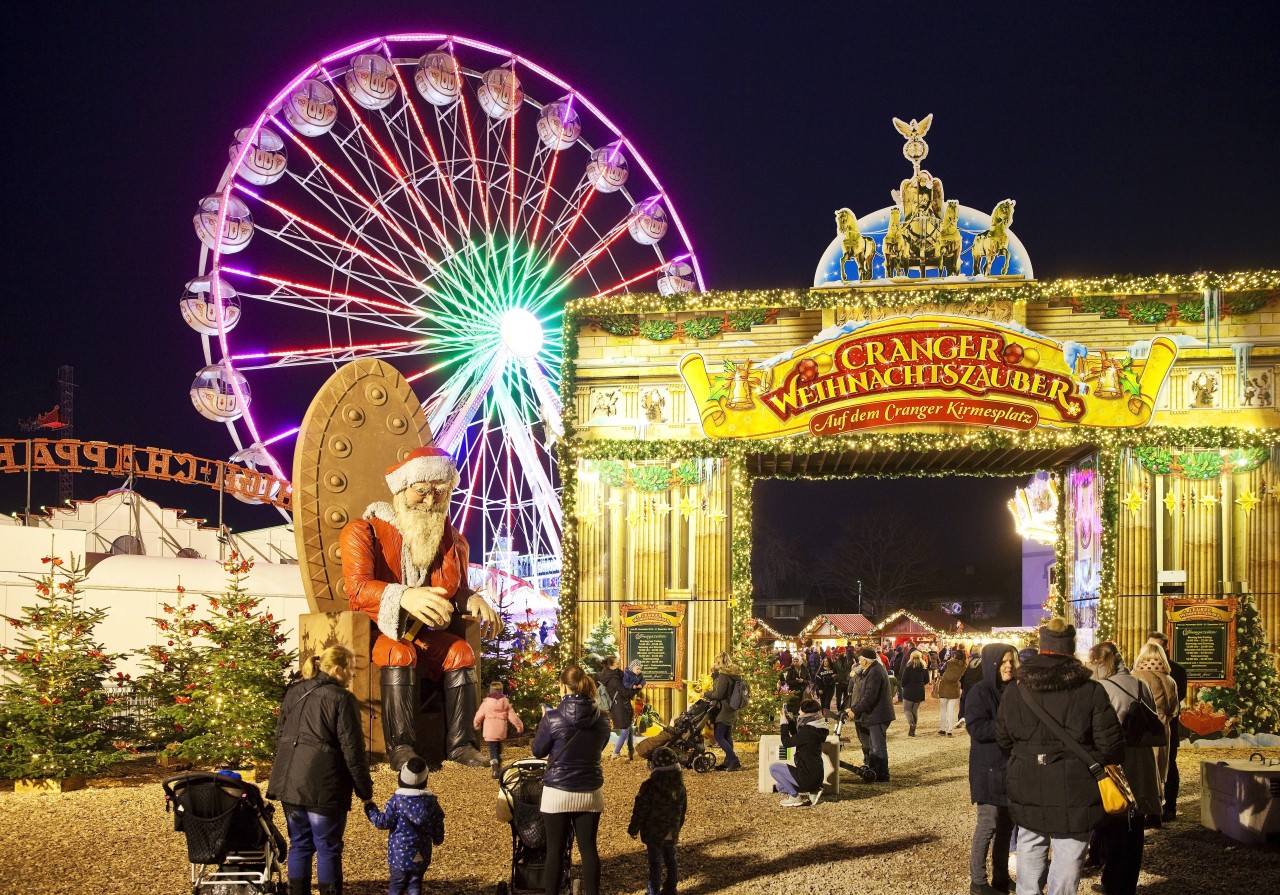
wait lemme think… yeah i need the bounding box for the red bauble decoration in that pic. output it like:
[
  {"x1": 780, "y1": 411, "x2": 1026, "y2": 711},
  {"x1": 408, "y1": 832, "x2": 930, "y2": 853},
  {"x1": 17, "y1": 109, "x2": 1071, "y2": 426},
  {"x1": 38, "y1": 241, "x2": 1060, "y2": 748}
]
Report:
[
  {"x1": 797, "y1": 358, "x2": 818, "y2": 382},
  {"x1": 1002, "y1": 343, "x2": 1024, "y2": 365}
]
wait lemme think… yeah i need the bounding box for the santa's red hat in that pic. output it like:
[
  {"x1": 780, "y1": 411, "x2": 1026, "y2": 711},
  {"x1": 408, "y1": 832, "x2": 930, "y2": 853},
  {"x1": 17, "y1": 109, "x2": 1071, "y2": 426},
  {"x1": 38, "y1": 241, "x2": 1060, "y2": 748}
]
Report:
[{"x1": 385, "y1": 445, "x2": 458, "y2": 494}]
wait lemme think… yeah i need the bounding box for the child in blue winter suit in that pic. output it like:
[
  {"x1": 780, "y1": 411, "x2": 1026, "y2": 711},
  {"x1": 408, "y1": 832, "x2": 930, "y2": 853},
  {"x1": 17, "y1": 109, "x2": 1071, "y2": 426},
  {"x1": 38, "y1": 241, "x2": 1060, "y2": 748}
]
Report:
[{"x1": 364, "y1": 757, "x2": 445, "y2": 895}]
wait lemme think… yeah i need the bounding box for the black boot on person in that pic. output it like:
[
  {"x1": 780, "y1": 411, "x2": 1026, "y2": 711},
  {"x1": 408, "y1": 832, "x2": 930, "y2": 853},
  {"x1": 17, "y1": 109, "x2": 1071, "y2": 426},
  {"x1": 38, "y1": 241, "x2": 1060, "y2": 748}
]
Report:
[{"x1": 443, "y1": 667, "x2": 488, "y2": 767}]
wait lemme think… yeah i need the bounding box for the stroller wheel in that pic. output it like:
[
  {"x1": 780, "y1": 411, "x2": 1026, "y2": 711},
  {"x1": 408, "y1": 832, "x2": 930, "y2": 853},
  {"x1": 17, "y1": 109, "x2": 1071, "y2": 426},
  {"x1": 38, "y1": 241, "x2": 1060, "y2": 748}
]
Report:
[
  {"x1": 691, "y1": 752, "x2": 716, "y2": 774},
  {"x1": 496, "y1": 881, "x2": 509, "y2": 895}
]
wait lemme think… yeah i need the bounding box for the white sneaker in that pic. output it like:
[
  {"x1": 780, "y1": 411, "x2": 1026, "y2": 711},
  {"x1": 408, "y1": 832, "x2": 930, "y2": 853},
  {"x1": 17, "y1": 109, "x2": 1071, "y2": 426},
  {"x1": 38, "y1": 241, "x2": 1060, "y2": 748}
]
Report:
[
  {"x1": 808, "y1": 790, "x2": 823, "y2": 807},
  {"x1": 780, "y1": 795, "x2": 808, "y2": 808},
  {"x1": 607, "y1": 752, "x2": 621, "y2": 760}
]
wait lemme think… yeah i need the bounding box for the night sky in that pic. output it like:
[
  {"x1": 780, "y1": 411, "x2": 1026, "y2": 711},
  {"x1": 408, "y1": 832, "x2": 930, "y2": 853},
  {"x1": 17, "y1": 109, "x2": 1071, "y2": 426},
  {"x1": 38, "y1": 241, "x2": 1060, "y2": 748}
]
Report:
[{"x1": 1, "y1": 1, "x2": 1275, "y2": 532}]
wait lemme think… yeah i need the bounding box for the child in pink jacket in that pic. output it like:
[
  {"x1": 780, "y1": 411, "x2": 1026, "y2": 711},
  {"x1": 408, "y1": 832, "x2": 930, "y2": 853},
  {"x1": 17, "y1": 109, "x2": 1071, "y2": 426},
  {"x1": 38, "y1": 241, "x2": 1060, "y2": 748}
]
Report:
[{"x1": 474, "y1": 681, "x2": 525, "y2": 778}]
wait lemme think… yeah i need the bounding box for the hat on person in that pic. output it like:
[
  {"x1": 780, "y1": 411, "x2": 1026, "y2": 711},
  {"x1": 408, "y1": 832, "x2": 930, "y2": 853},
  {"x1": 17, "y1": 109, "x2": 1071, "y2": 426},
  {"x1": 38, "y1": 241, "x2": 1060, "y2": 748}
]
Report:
[
  {"x1": 857, "y1": 647, "x2": 878, "y2": 661},
  {"x1": 648, "y1": 747, "x2": 680, "y2": 770},
  {"x1": 385, "y1": 445, "x2": 458, "y2": 494},
  {"x1": 399, "y1": 755, "x2": 429, "y2": 788},
  {"x1": 1038, "y1": 618, "x2": 1077, "y2": 656}
]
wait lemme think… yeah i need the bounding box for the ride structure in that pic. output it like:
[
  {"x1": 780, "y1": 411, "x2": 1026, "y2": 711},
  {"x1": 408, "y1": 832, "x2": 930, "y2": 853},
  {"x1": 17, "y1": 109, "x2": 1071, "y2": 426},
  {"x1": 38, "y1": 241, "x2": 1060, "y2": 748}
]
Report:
[{"x1": 182, "y1": 34, "x2": 705, "y2": 598}]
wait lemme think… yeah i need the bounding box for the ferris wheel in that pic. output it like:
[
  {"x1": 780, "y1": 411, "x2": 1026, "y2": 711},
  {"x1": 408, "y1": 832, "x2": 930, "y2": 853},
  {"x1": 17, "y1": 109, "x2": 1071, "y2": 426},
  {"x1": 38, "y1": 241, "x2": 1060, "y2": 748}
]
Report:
[{"x1": 183, "y1": 34, "x2": 705, "y2": 580}]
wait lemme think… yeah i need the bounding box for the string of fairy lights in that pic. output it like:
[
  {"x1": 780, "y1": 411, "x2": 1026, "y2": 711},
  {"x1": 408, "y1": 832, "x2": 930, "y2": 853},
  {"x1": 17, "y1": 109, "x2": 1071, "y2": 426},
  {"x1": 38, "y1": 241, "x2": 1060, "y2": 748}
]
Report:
[{"x1": 555, "y1": 269, "x2": 1280, "y2": 652}]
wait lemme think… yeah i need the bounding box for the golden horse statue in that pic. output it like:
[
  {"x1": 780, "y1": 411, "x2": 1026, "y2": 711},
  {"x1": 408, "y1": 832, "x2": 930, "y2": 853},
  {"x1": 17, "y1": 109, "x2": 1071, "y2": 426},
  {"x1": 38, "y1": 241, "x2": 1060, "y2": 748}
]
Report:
[
  {"x1": 882, "y1": 208, "x2": 910, "y2": 278},
  {"x1": 972, "y1": 199, "x2": 1015, "y2": 276},
  {"x1": 936, "y1": 200, "x2": 962, "y2": 276},
  {"x1": 835, "y1": 208, "x2": 876, "y2": 282}
]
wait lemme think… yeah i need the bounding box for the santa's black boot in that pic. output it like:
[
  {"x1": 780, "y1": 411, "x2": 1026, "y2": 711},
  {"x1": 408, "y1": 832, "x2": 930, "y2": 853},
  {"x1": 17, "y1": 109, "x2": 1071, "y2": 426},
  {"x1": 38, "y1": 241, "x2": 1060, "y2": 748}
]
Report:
[
  {"x1": 380, "y1": 666, "x2": 420, "y2": 772},
  {"x1": 443, "y1": 667, "x2": 488, "y2": 767}
]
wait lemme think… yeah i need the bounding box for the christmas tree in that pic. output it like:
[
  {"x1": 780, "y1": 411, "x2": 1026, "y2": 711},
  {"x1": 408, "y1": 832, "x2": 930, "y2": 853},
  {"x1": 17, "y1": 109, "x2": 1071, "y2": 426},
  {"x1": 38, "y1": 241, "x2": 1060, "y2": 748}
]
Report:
[
  {"x1": 159, "y1": 553, "x2": 296, "y2": 768},
  {"x1": 479, "y1": 581, "x2": 516, "y2": 689},
  {"x1": 0, "y1": 555, "x2": 127, "y2": 779},
  {"x1": 1200, "y1": 592, "x2": 1280, "y2": 735},
  {"x1": 581, "y1": 617, "x2": 616, "y2": 674},
  {"x1": 133, "y1": 586, "x2": 206, "y2": 749},
  {"x1": 507, "y1": 618, "x2": 563, "y2": 729},
  {"x1": 727, "y1": 627, "x2": 786, "y2": 740}
]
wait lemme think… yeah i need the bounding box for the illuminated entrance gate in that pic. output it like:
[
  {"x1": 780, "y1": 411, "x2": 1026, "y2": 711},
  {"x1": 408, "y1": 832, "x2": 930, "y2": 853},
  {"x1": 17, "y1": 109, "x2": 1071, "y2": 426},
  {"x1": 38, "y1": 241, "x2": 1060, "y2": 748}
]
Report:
[{"x1": 560, "y1": 118, "x2": 1280, "y2": 718}]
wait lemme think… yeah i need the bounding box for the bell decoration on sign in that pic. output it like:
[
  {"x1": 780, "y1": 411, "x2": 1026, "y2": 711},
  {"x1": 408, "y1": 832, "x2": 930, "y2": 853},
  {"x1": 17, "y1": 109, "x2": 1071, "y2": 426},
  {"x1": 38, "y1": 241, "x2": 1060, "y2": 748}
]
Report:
[
  {"x1": 1093, "y1": 351, "x2": 1122, "y2": 399},
  {"x1": 726, "y1": 360, "x2": 756, "y2": 410}
]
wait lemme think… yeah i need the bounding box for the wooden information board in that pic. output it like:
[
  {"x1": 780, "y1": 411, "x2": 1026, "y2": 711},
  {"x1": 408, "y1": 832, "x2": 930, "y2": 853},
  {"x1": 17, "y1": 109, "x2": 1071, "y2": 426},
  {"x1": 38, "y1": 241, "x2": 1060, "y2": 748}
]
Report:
[
  {"x1": 1164, "y1": 597, "x2": 1237, "y2": 687},
  {"x1": 620, "y1": 604, "x2": 686, "y2": 689}
]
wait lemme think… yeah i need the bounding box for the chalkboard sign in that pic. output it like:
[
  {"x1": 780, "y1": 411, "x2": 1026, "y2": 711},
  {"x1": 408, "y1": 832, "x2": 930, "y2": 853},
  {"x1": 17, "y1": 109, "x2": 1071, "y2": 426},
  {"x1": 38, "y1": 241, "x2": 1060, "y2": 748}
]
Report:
[
  {"x1": 1165, "y1": 597, "x2": 1237, "y2": 687},
  {"x1": 620, "y1": 604, "x2": 686, "y2": 689}
]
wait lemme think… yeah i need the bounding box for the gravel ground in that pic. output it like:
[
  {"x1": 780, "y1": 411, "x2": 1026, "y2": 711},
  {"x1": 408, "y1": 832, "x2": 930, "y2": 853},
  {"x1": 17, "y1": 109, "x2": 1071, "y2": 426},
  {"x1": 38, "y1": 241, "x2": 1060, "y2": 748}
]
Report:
[{"x1": 2, "y1": 701, "x2": 1277, "y2": 895}]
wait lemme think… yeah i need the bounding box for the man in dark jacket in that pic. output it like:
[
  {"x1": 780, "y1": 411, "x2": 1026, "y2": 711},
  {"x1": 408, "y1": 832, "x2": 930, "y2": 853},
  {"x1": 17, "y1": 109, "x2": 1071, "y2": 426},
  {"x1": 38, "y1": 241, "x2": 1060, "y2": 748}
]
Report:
[
  {"x1": 850, "y1": 647, "x2": 896, "y2": 782},
  {"x1": 1148, "y1": 631, "x2": 1186, "y2": 821},
  {"x1": 965, "y1": 642, "x2": 1017, "y2": 895},
  {"x1": 996, "y1": 620, "x2": 1123, "y2": 895}
]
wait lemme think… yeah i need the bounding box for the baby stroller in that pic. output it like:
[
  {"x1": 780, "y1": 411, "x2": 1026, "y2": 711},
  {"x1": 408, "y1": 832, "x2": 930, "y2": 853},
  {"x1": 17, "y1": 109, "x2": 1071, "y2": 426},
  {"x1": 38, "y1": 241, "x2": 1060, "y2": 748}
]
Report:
[
  {"x1": 493, "y1": 758, "x2": 578, "y2": 895},
  {"x1": 635, "y1": 697, "x2": 718, "y2": 772},
  {"x1": 162, "y1": 771, "x2": 287, "y2": 894}
]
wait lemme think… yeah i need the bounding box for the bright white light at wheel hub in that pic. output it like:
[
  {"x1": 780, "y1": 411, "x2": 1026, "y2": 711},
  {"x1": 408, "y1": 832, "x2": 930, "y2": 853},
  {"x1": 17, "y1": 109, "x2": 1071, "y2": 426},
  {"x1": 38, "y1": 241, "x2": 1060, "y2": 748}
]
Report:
[{"x1": 500, "y1": 309, "x2": 544, "y2": 359}]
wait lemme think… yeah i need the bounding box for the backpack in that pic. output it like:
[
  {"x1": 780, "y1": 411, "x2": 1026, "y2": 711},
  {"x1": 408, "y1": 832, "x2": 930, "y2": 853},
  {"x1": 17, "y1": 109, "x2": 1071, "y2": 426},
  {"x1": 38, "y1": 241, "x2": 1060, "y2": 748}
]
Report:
[
  {"x1": 728, "y1": 677, "x2": 750, "y2": 711},
  {"x1": 596, "y1": 679, "x2": 613, "y2": 712}
]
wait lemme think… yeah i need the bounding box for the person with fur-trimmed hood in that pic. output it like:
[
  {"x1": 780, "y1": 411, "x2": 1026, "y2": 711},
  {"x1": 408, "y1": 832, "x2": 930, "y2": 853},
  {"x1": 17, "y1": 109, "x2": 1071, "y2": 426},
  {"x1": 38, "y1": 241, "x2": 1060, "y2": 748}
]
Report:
[
  {"x1": 964, "y1": 642, "x2": 1017, "y2": 895},
  {"x1": 341, "y1": 446, "x2": 501, "y2": 769},
  {"x1": 770, "y1": 698, "x2": 829, "y2": 807},
  {"x1": 996, "y1": 619, "x2": 1123, "y2": 895}
]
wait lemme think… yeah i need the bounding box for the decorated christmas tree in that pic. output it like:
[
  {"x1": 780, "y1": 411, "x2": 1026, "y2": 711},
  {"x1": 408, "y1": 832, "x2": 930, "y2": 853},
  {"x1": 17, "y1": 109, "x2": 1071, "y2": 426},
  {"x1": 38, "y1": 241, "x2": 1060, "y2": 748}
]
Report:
[
  {"x1": 581, "y1": 617, "x2": 616, "y2": 674},
  {"x1": 0, "y1": 555, "x2": 127, "y2": 779},
  {"x1": 507, "y1": 618, "x2": 563, "y2": 729},
  {"x1": 133, "y1": 586, "x2": 206, "y2": 749},
  {"x1": 1200, "y1": 592, "x2": 1280, "y2": 735},
  {"x1": 726, "y1": 623, "x2": 785, "y2": 740},
  {"x1": 158, "y1": 553, "x2": 295, "y2": 768}
]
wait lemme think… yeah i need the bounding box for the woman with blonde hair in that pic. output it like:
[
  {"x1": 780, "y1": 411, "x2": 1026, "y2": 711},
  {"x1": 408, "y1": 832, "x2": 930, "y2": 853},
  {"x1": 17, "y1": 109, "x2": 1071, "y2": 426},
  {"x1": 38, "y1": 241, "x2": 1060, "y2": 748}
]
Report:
[
  {"x1": 899, "y1": 650, "x2": 929, "y2": 737},
  {"x1": 1133, "y1": 640, "x2": 1178, "y2": 820},
  {"x1": 532, "y1": 663, "x2": 611, "y2": 895},
  {"x1": 1086, "y1": 641, "x2": 1161, "y2": 895},
  {"x1": 707, "y1": 651, "x2": 744, "y2": 771},
  {"x1": 267, "y1": 645, "x2": 375, "y2": 895}
]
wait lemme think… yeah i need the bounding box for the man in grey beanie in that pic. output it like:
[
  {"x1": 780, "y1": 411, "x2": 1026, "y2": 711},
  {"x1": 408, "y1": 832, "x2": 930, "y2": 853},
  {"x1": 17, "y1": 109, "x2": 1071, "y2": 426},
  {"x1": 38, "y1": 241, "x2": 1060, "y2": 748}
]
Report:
[{"x1": 849, "y1": 647, "x2": 896, "y2": 782}]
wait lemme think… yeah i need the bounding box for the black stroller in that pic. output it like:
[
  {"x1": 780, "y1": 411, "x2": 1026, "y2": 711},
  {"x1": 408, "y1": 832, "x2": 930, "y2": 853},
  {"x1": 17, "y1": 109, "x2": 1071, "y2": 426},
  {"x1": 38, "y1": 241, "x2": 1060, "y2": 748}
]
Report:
[
  {"x1": 163, "y1": 771, "x2": 288, "y2": 894},
  {"x1": 494, "y1": 758, "x2": 577, "y2": 895},
  {"x1": 635, "y1": 697, "x2": 718, "y2": 772}
]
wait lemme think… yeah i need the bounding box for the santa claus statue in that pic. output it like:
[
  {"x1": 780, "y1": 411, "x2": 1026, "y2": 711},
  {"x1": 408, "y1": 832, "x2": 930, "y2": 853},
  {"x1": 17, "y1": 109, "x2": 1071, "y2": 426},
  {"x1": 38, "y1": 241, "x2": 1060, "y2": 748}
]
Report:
[{"x1": 340, "y1": 445, "x2": 499, "y2": 768}]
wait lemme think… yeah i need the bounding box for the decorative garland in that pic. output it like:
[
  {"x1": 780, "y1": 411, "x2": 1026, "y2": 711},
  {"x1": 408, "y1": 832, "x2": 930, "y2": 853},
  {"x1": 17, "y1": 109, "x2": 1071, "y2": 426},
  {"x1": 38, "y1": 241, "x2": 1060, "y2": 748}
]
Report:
[
  {"x1": 593, "y1": 459, "x2": 704, "y2": 491},
  {"x1": 1133, "y1": 446, "x2": 1271, "y2": 479},
  {"x1": 581, "y1": 308, "x2": 779, "y2": 342},
  {"x1": 566, "y1": 269, "x2": 1280, "y2": 318},
  {"x1": 1071, "y1": 291, "x2": 1276, "y2": 326}
]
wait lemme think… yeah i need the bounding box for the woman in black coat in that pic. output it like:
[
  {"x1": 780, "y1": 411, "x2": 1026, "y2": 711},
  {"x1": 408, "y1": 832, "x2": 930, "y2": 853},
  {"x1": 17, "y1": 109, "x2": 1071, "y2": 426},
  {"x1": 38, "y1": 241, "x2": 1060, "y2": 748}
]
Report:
[
  {"x1": 533, "y1": 664, "x2": 612, "y2": 895},
  {"x1": 899, "y1": 650, "x2": 929, "y2": 736},
  {"x1": 964, "y1": 643, "x2": 1017, "y2": 895},
  {"x1": 596, "y1": 657, "x2": 638, "y2": 760},
  {"x1": 769, "y1": 698, "x2": 829, "y2": 807},
  {"x1": 267, "y1": 645, "x2": 374, "y2": 895}
]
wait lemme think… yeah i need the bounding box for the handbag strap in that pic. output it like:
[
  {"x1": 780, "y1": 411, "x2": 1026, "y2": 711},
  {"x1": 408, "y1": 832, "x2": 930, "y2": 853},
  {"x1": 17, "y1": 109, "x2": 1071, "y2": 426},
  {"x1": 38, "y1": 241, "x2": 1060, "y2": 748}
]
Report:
[{"x1": 1017, "y1": 685, "x2": 1105, "y2": 781}]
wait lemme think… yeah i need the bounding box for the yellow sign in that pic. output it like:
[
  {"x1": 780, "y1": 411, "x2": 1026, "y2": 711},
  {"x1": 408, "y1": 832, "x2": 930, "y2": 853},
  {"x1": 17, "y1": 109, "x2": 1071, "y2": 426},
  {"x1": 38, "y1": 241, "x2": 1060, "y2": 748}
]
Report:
[{"x1": 679, "y1": 315, "x2": 1178, "y2": 439}]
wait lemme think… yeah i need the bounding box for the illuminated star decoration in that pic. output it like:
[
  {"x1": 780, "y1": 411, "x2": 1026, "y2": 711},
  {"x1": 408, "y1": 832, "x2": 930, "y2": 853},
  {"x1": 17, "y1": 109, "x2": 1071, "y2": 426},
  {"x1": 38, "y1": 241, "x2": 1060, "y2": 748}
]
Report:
[
  {"x1": 1235, "y1": 490, "x2": 1261, "y2": 515},
  {"x1": 677, "y1": 496, "x2": 697, "y2": 520},
  {"x1": 1122, "y1": 487, "x2": 1145, "y2": 517},
  {"x1": 1198, "y1": 491, "x2": 1219, "y2": 508},
  {"x1": 579, "y1": 503, "x2": 601, "y2": 526},
  {"x1": 1163, "y1": 490, "x2": 1180, "y2": 514},
  {"x1": 625, "y1": 506, "x2": 642, "y2": 528}
]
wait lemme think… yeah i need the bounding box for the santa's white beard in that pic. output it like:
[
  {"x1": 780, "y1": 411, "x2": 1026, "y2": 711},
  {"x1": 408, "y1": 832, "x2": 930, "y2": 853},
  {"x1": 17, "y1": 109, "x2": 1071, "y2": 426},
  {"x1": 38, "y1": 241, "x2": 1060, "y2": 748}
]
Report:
[{"x1": 394, "y1": 492, "x2": 449, "y2": 569}]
